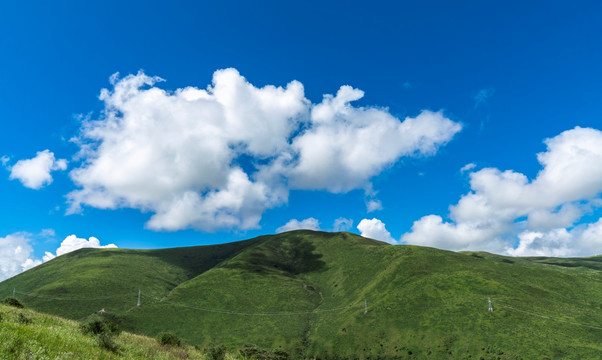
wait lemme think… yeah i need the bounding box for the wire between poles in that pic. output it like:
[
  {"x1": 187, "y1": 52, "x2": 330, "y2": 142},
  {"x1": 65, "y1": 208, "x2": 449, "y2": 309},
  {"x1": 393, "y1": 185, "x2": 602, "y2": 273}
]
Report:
[{"x1": 140, "y1": 293, "x2": 361, "y2": 316}]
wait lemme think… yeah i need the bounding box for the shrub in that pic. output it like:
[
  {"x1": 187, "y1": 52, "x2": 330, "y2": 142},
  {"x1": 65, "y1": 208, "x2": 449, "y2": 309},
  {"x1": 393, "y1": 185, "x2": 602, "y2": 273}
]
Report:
[
  {"x1": 271, "y1": 349, "x2": 290, "y2": 360},
  {"x1": 17, "y1": 313, "x2": 32, "y2": 325},
  {"x1": 238, "y1": 344, "x2": 288, "y2": 360},
  {"x1": 2, "y1": 297, "x2": 24, "y2": 308},
  {"x1": 205, "y1": 343, "x2": 226, "y2": 360},
  {"x1": 157, "y1": 332, "x2": 182, "y2": 347},
  {"x1": 96, "y1": 332, "x2": 120, "y2": 353},
  {"x1": 80, "y1": 314, "x2": 121, "y2": 336}
]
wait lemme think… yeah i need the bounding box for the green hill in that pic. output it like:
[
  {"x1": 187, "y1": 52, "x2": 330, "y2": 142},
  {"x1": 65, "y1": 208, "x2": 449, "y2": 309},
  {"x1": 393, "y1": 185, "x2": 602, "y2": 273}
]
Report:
[{"x1": 1, "y1": 230, "x2": 601, "y2": 359}]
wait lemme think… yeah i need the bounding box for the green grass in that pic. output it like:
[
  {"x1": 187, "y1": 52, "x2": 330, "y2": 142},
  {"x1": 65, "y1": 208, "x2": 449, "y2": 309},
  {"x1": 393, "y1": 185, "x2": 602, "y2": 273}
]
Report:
[
  {"x1": 0, "y1": 303, "x2": 208, "y2": 359},
  {"x1": 1, "y1": 230, "x2": 601, "y2": 359}
]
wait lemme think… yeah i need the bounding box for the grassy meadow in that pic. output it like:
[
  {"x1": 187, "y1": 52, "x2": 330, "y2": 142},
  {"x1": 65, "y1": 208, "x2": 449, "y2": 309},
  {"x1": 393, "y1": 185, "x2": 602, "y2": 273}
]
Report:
[{"x1": 0, "y1": 302, "x2": 208, "y2": 359}]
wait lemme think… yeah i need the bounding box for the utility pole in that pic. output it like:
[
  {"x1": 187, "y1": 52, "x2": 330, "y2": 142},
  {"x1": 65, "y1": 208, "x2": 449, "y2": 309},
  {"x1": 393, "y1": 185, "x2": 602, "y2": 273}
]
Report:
[
  {"x1": 364, "y1": 298, "x2": 368, "y2": 314},
  {"x1": 13, "y1": 288, "x2": 15, "y2": 298},
  {"x1": 488, "y1": 297, "x2": 493, "y2": 312},
  {"x1": 137, "y1": 289, "x2": 141, "y2": 307}
]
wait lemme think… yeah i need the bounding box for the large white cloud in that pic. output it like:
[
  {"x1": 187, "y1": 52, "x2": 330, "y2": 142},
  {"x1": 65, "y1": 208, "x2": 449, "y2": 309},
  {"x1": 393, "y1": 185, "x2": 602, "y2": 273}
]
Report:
[
  {"x1": 402, "y1": 127, "x2": 602, "y2": 256},
  {"x1": 357, "y1": 218, "x2": 397, "y2": 244},
  {"x1": 68, "y1": 68, "x2": 461, "y2": 232},
  {"x1": 9, "y1": 150, "x2": 67, "y2": 189},
  {"x1": 0, "y1": 234, "x2": 42, "y2": 281},
  {"x1": 43, "y1": 235, "x2": 117, "y2": 262}
]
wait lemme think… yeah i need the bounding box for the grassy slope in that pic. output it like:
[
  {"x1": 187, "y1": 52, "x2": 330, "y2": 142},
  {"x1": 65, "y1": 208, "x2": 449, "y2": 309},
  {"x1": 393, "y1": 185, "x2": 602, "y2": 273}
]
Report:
[
  {"x1": 1, "y1": 230, "x2": 601, "y2": 359},
  {"x1": 0, "y1": 303, "x2": 207, "y2": 359},
  {"x1": 0, "y1": 238, "x2": 259, "y2": 319},
  {"x1": 304, "y1": 243, "x2": 602, "y2": 359}
]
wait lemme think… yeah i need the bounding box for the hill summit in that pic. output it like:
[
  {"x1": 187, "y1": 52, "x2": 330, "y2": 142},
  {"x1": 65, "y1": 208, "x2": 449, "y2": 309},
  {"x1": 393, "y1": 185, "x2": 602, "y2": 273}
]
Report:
[{"x1": 1, "y1": 230, "x2": 601, "y2": 359}]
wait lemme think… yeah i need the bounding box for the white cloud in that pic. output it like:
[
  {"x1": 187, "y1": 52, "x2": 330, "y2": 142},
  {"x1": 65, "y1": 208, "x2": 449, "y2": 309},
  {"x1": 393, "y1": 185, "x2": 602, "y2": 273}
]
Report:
[
  {"x1": 276, "y1": 218, "x2": 321, "y2": 233},
  {"x1": 67, "y1": 69, "x2": 461, "y2": 232},
  {"x1": 333, "y1": 217, "x2": 353, "y2": 232},
  {"x1": 357, "y1": 218, "x2": 397, "y2": 244},
  {"x1": 402, "y1": 127, "x2": 602, "y2": 256},
  {"x1": 0, "y1": 234, "x2": 42, "y2": 281},
  {"x1": 460, "y1": 162, "x2": 476, "y2": 173},
  {"x1": 1, "y1": 156, "x2": 9, "y2": 166},
  {"x1": 9, "y1": 150, "x2": 67, "y2": 189},
  {"x1": 43, "y1": 235, "x2": 117, "y2": 262},
  {"x1": 289, "y1": 98, "x2": 462, "y2": 192},
  {"x1": 366, "y1": 199, "x2": 383, "y2": 212},
  {"x1": 39, "y1": 228, "x2": 56, "y2": 238}
]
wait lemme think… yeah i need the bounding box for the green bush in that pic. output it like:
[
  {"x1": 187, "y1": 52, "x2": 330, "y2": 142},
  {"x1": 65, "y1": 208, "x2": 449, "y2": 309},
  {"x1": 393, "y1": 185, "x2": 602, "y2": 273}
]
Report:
[
  {"x1": 157, "y1": 332, "x2": 182, "y2": 347},
  {"x1": 2, "y1": 297, "x2": 24, "y2": 308},
  {"x1": 237, "y1": 344, "x2": 288, "y2": 360},
  {"x1": 205, "y1": 343, "x2": 226, "y2": 360},
  {"x1": 17, "y1": 313, "x2": 32, "y2": 325},
  {"x1": 80, "y1": 314, "x2": 121, "y2": 336},
  {"x1": 96, "y1": 332, "x2": 120, "y2": 353}
]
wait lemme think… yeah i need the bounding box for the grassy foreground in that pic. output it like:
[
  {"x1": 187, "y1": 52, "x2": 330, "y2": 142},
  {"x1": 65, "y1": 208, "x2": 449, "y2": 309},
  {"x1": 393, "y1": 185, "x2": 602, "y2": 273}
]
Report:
[{"x1": 0, "y1": 303, "x2": 211, "y2": 359}]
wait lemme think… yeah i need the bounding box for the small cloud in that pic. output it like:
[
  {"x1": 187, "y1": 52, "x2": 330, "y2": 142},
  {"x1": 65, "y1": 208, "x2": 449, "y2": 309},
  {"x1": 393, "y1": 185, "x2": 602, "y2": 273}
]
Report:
[
  {"x1": 460, "y1": 163, "x2": 476, "y2": 173},
  {"x1": 1, "y1": 156, "x2": 9, "y2": 166},
  {"x1": 366, "y1": 199, "x2": 383, "y2": 212},
  {"x1": 43, "y1": 234, "x2": 117, "y2": 262},
  {"x1": 276, "y1": 218, "x2": 321, "y2": 233},
  {"x1": 39, "y1": 228, "x2": 55, "y2": 237},
  {"x1": 473, "y1": 88, "x2": 494, "y2": 109},
  {"x1": 357, "y1": 218, "x2": 397, "y2": 244},
  {"x1": 8, "y1": 150, "x2": 68, "y2": 189},
  {"x1": 333, "y1": 217, "x2": 353, "y2": 232}
]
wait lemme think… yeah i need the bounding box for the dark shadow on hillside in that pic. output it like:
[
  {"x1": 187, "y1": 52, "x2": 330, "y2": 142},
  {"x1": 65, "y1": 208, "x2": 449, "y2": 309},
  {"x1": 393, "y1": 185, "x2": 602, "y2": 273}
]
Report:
[
  {"x1": 146, "y1": 238, "x2": 264, "y2": 280},
  {"x1": 225, "y1": 238, "x2": 326, "y2": 275}
]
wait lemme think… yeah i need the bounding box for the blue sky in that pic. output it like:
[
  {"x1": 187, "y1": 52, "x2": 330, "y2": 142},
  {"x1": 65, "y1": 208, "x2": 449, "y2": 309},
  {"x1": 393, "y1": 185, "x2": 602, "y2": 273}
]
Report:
[{"x1": 2, "y1": 1, "x2": 602, "y2": 280}]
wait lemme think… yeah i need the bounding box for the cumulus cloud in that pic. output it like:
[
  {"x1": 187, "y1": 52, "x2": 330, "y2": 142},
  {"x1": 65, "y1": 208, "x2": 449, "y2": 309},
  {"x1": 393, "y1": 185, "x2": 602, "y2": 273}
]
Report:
[
  {"x1": 67, "y1": 69, "x2": 461, "y2": 232},
  {"x1": 9, "y1": 150, "x2": 67, "y2": 189},
  {"x1": 402, "y1": 127, "x2": 602, "y2": 256},
  {"x1": 43, "y1": 235, "x2": 117, "y2": 261},
  {"x1": 276, "y1": 218, "x2": 321, "y2": 233},
  {"x1": 357, "y1": 218, "x2": 397, "y2": 244},
  {"x1": 0, "y1": 233, "x2": 42, "y2": 281},
  {"x1": 333, "y1": 217, "x2": 353, "y2": 232}
]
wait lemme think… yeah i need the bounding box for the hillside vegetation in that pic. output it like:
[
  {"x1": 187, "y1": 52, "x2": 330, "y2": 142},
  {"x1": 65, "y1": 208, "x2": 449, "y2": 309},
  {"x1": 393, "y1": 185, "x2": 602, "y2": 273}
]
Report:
[
  {"x1": 1, "y1": 230, "x2": 601, "y2": 359},
  {"x1": 0, "y1": 302, "x2": 206, "y2": 359}
]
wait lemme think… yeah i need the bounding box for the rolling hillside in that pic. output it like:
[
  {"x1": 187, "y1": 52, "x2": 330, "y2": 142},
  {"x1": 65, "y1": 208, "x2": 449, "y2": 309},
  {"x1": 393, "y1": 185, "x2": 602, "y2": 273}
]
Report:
[
  {"x1": 1, "y1": 230, "x2": 601, "y2": 359},
  {"x1": 0, "y1": 302, "x2": 206, "y2": 359}
]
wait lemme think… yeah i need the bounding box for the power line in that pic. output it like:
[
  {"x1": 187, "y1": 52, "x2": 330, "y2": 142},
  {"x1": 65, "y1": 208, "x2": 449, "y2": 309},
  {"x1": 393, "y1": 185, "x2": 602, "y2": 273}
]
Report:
[
  {"x1": 10, "y1": 288, "x2": 362, "y2": 316},
  {"x1": 140, "y1": 293, "x2": 362, "y2": 316},
  {"x1": 494, "y1": 301, "x2": 602, "y2": 331},
  {"x1": 14, "y1": 290, "x2": 133, "y2": 301}
]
